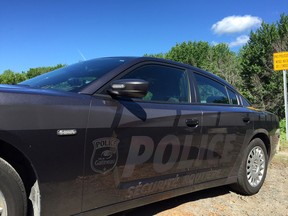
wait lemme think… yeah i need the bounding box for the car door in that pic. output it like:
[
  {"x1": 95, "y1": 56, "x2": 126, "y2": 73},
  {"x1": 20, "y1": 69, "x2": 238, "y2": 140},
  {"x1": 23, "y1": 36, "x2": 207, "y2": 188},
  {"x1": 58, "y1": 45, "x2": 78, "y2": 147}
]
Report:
[
  {"x1": 82, "y1": 63, "x2": 203, "y2": 213},
  {"x1": 192, "y1": 72, "x2": 254, "y2": 184}
]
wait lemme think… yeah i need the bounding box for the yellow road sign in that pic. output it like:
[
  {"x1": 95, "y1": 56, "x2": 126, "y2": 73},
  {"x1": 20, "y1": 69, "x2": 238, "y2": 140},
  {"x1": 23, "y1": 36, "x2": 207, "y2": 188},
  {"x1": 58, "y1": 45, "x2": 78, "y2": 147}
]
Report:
[{"x1": 274, "y1": 52, "x2": 288, "y2": 71}]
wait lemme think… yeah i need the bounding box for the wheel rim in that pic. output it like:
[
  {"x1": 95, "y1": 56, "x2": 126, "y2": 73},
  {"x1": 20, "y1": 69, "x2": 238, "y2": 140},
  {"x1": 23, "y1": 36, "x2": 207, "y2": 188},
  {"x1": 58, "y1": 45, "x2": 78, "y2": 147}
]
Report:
[
  {"x1": 246, "y1": 146, "x2": 266, "y2": 187},
  {"x1": 0, "y1": 191, "x2": 7, "y2": 216}
]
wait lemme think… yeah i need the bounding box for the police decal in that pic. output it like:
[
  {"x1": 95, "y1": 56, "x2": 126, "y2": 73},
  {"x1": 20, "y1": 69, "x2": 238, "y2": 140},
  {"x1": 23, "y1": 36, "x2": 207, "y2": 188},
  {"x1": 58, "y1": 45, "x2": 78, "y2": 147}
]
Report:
[{"x1": 91, "y1": 137, "x2": 119, "y2": 174}]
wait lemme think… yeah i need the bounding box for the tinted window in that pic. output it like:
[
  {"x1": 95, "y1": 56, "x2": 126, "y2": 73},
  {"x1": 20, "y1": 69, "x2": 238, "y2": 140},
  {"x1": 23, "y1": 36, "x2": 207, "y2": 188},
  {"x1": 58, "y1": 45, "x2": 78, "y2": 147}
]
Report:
[
  {"x1": 194, "y1": 73, "x2": 229, "y2": 104},
  {"x1": 241, "y1": 96, "x2": 251, "y2": 107},
  {"x1": 122, "y1": 65, "x2": 189, "y2": 103},
  {"x1": 227, "y1": 88, "x2": 239, "y2": 105},
  {"x1": 20, "y1": 57, "x2": 133, "y2": 92}
]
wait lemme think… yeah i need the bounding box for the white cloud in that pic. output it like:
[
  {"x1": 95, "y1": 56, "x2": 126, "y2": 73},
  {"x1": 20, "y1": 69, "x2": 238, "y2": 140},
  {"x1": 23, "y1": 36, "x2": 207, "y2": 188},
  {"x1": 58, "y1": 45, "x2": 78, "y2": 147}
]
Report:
[
  {"x1": 212, "y1": 15, "x2": 262, "y2": 35},
  {"x1": 211, "y1": 41, "x2": 219, "y2": 46},
  {"x1": 229, "y1": 35, "x2": 250, "y2": 47}
]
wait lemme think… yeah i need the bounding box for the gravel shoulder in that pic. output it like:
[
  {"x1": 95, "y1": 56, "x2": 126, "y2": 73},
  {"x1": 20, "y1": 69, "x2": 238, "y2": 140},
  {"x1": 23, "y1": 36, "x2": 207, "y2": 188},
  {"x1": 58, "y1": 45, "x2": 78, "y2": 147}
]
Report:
[{"x1": 121, "y1": 150, "x2": 288, "y2": 216}]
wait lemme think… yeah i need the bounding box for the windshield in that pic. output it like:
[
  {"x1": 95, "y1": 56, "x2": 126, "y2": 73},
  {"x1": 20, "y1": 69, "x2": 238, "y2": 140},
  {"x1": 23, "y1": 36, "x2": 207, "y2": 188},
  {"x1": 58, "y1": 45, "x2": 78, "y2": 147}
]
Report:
[{"x1": 20, "y1": 57, "x2": 133, "y2": 92}]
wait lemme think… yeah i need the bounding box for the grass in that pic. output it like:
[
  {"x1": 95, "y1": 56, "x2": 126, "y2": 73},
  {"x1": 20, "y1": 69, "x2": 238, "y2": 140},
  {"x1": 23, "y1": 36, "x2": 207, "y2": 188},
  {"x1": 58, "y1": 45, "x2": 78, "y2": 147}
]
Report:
[
  {"x1": 279, "y1": 119, "x2": 288, "y2": 151},
  {"x1": 279, "y1": 133, "x2": 288, "y2": 151}
]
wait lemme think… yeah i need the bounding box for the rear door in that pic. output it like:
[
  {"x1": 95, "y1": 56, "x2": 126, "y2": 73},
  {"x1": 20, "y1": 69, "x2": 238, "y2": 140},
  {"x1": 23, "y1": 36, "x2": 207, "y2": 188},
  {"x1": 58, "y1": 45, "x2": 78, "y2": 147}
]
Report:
[
  {"x1": 192, "y1": 72, "x2": 253, "y2": 184},
  {"x1": 82, "y1": 63, "x2": 203, "y2": 212}
]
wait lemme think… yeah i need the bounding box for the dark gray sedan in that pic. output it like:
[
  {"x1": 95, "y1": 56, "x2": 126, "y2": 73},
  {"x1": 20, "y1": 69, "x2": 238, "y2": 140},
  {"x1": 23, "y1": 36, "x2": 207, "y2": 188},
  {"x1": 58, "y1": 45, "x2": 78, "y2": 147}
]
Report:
[{"x1": 0, "y1": 57, "x2": 279, "y2": 216}]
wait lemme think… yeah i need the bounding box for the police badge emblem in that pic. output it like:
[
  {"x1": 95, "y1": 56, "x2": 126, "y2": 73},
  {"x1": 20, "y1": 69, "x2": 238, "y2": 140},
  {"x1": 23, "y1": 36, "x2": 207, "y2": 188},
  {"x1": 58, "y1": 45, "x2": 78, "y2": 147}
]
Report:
[{"x1": 91, "y1": 137, "x2": 119, "y2": 174}]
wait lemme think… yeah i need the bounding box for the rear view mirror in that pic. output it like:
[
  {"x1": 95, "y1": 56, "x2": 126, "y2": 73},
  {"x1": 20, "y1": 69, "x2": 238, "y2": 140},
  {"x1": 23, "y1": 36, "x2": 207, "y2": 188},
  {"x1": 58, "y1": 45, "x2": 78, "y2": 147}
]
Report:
[{"x1": 107, "y1": 79, "x2": 149, "y2": 98}]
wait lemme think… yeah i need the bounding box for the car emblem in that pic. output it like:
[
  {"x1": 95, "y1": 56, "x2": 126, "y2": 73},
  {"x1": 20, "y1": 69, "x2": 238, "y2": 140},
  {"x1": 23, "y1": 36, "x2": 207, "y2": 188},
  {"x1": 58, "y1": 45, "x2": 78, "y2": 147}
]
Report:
[{"x1": 90, "y1": 137, "x2": 119, "y2": 174}]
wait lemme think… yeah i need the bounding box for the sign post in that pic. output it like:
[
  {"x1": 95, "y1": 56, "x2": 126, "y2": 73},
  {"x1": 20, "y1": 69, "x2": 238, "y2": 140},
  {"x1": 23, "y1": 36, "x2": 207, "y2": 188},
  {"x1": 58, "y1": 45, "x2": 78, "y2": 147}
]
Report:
[
  {"x1": 283, "y1": 69, "x2": 288, "y2": 141},
  {"x1": 273, "y1": 52, "x2": 288, "y2": 140}
]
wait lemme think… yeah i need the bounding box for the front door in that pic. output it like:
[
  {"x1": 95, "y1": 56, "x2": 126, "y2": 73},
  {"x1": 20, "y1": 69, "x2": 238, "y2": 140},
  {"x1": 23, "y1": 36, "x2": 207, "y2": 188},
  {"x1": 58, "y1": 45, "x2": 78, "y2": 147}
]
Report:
[{"x1": 82, "y1": 64, "x2": 203, "y2": 212}]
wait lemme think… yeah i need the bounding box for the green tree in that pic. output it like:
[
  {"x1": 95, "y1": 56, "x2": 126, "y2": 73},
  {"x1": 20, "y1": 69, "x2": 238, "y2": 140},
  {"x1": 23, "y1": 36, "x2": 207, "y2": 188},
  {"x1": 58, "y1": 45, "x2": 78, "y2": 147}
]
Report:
[
  {"x1": 0, "y1": 64, "x2": 65, "y2": 84},
  {"x1": 0, "y1": 70, "x2": 27, "y2": 84},
  {"x1": 240, "y1": 14, "x2": 288, "y2": 118},
  {"x1": 165, "y1": 41, "x2": 211, "y2": 69},
  {"x1": 144, "y1": 53, "x2": 166, "y2": 58},
  {"x1": 207, "y1": 43, "x2": 242, "y2": 89},
  {"x1": 146, "y1": 41, "x2": 242, "y2": 90},
  {"x1": 26, "y1": 64, "x2": 65, "y2": 79},
  {"x1": 273, "y1": 14, "x2": 288, "y2": 52}
]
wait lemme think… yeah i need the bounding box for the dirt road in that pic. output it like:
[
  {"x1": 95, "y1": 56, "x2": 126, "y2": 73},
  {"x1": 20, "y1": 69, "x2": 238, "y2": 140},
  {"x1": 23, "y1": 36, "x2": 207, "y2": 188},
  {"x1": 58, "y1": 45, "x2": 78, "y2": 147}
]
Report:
[{"x1": 121, "y1": 151, "x2": 288, "y2": 216}]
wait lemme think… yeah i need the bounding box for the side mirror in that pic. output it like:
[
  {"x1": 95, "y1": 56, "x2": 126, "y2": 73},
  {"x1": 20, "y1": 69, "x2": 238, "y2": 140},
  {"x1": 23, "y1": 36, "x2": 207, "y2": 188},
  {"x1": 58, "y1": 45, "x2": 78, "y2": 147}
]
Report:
[{"x1": 107, "y1": 79, "x2": 149, "y2": 98}]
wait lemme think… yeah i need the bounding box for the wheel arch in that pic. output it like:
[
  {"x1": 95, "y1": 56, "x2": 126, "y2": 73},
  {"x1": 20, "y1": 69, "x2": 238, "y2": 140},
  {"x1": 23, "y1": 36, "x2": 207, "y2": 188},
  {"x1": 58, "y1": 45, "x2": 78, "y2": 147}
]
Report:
[
  {"x1": 249, "y1": 131, "x2": 271, "y2": 159},
  {"x1": 0, "y1": 139, "x2": 38, "y2": 199}
]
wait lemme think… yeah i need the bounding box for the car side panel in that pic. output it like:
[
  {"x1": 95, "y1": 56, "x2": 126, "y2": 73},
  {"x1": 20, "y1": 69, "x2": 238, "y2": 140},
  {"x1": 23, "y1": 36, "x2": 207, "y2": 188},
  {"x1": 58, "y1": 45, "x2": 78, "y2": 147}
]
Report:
[
  {"x1": 251, "y1": 110, "x2": 280, "y2": 159},
  {"x1": 0, "y1": 92, "x2": 91, "y2": 216},
  {"x1": 82, "y1": 96, "x2": 203, "y2": 212},
  {"x1": 193, "y1": 105, "x2": 254, "y2": 180}
]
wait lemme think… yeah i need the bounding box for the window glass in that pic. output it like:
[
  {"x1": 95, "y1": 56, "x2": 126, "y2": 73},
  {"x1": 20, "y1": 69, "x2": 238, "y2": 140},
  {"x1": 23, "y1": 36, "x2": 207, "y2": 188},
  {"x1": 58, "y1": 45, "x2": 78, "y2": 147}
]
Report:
[
  {"x1": 20, "y1": 57, "x2": 132, "y2": 92},
  {"x1": 227, "y1": 88, "x2": 238, "y2": 105},
  {"x1": 194, "y1": 73, "x2": 229, "y2": 104},
  {"x1": 122, "y1": 65, "x2": 189, "y2": 103},
  {"x1": 241, "y1": 96, "x2": 251, "y2": 107}
]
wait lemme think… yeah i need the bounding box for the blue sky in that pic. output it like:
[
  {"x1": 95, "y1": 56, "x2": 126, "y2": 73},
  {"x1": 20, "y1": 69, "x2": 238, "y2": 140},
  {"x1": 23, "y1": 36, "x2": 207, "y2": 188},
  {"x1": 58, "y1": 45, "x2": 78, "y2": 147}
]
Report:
[{"x1": 0, "y1": 0, "x2": 287, "y2": 73}]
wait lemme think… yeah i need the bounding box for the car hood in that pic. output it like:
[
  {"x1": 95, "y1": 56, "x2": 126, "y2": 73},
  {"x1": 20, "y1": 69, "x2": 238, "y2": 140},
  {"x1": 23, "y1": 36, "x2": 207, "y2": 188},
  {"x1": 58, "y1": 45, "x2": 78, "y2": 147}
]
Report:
[
  {"x1": 0, "y1": 84, "x2": 79, "y2": 97},
  {"x1": 0, "y1": 84, "x2": 27, "y2": 90}
]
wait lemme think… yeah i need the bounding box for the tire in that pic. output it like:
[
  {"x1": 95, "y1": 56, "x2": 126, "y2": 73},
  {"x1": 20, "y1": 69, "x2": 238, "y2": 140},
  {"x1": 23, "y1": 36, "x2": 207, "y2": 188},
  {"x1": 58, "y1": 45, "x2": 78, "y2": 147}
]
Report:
[
  {"x1": 0, "y1": 157, "x2": 27, "y2": 216},
  {"x1": 231, "y1": 138, "x2": 268, "y2": 195}
]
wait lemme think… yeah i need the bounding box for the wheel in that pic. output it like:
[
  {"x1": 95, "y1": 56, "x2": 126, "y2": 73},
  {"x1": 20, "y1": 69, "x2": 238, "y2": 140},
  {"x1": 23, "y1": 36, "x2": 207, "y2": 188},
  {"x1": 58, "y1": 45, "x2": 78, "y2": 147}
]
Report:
[
  {"x1": 231, "y1": 138, "x2": 268, "y2": 195},
  {"x1": 0, "y1": 157, "x2": 27, "y2": 216}
]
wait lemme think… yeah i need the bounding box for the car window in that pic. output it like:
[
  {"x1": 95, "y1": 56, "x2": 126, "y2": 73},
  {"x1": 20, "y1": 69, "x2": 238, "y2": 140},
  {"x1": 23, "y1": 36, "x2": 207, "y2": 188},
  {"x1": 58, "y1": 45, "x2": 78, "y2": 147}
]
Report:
[
  {"x1": 194, "y1": 73, "x2": 229, "y2": 104},
  {"x1": 121, "y1": 65, "x2": 189, "y2": 103},
  {"x1": 20, "y1": 57, "x2": 133, "y2": 92},
  {"x1": 227, "y1": 88, "x2": 239, "y2": 105},
  {"x1": 241, "y1": 96, "x2": 251, "y2": 107}
]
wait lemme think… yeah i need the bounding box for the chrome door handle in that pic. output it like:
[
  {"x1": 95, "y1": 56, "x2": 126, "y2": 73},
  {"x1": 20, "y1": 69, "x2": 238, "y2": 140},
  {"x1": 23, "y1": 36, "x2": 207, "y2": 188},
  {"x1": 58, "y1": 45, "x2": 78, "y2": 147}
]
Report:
[
  {"x1": 242, "y1": 117, "x2": 250, "y2": 123},
  {"x1": 185, "y1": 119, "x2": 199, "y2": 127}
]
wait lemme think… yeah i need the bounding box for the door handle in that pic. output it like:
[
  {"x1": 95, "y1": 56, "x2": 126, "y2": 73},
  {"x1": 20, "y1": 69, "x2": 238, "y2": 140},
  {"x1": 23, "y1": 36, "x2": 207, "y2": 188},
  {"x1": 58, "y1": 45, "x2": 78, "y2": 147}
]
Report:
[
  {"x1": 185, "y1": 119, "x2": 199, "y2": 127},
  {"x1": 242, "y1": 117, "x2": 250, "y2": 123}
]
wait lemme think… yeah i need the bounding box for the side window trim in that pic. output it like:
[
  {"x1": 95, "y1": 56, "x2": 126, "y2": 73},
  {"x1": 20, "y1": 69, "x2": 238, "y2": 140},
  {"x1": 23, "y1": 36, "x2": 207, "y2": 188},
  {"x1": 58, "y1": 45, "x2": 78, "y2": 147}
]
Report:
[
  {"x1": 187, "y1": 69, "x2": 197, "y2": 103},
  {"x1": 226, "y1": 87, "x2": 240, "y2": 105},
  {"x1": 240, "y1": 95, "x2": 252, "y2": 107}
]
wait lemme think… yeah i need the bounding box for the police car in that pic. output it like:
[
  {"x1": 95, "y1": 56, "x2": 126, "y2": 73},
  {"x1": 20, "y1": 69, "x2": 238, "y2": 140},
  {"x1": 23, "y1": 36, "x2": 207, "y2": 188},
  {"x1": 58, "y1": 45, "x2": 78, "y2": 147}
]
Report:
[{"x1": 0, "y1": 57, "x2": 279, "y2": 215}]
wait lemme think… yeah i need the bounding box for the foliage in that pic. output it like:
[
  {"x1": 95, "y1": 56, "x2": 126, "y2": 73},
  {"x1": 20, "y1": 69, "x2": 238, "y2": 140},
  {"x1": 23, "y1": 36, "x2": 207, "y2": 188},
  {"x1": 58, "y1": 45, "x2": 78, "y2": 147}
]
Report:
[
  {"x1": 0, "y1": 64, "x2": 65, "y2": 85},
  {"x1": 165, "y1": 41, "x2": 211, "y2": 69},
  {"x1": 146, "y1": 41, "x2": 242, "y2": 90},
  {"x1": 279, "y1": 118, "x2": 288, "y2": 149},
  {"x1": 240, "y1": 14, "x2": 288, "y2": 118},
  {"x1": 26, "y1": 64, "x2": 65, "y2": 79},
  {"x1": 0, "y1": 70, "x2": 27, "y2": 84},
  {"x1": 207, "y1": 44, "x2": 242, "y2": 89},
  {"x1": 280, "y1": 118, "x2": 286, "y2": 133},
  {"x1": 144, "y1": 53, "x2": 166, "y2": 59},
  {"x1": 146, "y1": 14, "x2": 288, "y2": 118}
]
